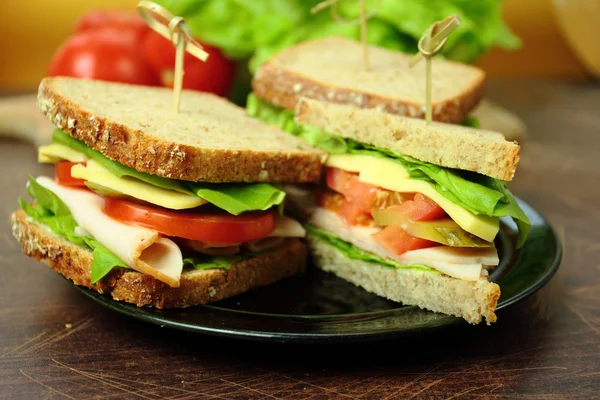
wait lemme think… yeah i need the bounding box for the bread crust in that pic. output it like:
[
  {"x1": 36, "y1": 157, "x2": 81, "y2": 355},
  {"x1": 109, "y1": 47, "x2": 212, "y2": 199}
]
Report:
[
  {"x1": 38, "y1": 77, "x2": 326, "y2": 183},
  {"x1": 11, "y1": 209, "x2": 306, "y2": 308},
  {"x1": 307, "y1": 235, "x2": 500, "y2": 324},
  {"x1": 295, "y1": 97, "x2": 521, "y2": 181},
  {"x1": 252, "y1": 37, "x2": 485, "y2": 124}
]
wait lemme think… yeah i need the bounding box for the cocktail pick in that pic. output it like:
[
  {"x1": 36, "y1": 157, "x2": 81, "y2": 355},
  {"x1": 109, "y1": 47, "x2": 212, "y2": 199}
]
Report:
[
  {"x1": 137, "y1": 1, "x2": 209, "y2": 113},
  {"x1": 311, "y1": 0, "x2": 381, "y2": 71},
  {"x1": 409, "y1": 15, "x2": 461, "y2": 124}
]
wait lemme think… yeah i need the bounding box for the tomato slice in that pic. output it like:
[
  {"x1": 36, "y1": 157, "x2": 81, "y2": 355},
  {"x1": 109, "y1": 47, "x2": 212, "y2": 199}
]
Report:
[
  {"x1": 398, "y1": 193, "x2": 446, "y2": 221},
  {"x1": 55, "y1": 161, "x2": 87, "y2": 187},
  {"x1": 326, "y1": 168, "x2": 378, "y2": 212},
  {"x1": 103, "y1": 198, "x2": 276, "y2": 243},
  {"x1": 326, "y1": 168, "x2": 439, "y2": 214},
  {"x1": 326, "y1": 168, "x2": 409, "y2": 213},
  {"x1": 317, "y1": 191, "x2": 373, "y2": 226},
  {"x1": 372, "y1": 225, "x2": 436, "y2": 256}
]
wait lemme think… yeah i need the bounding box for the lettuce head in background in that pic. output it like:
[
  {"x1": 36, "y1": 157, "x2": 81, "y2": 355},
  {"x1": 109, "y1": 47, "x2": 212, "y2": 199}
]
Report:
[{"x1": 155, "y1": 0, "x2": 520, "y2": 100}]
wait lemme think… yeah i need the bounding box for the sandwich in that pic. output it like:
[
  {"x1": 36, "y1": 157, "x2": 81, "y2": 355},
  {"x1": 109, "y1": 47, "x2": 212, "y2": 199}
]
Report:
[
  {"x1": 11, "y1": 76, "x2": 325, "y2": 308},
  {"x1": 248, "y1": 37, "x2": 530, "y2": 324}
]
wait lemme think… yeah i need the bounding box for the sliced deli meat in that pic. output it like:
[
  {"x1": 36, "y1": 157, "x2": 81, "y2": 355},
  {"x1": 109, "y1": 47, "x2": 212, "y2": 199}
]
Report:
[
  {"x1": 308, "y1": 208, "x2": 499, "y2": 281},
  {"x1": 36, "y1": 177, "x2": 183, "y2": 287}
]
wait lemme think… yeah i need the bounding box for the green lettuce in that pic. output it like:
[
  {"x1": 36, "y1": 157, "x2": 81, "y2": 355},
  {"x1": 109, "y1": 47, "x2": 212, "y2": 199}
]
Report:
[
  {"x1": 20, "y1": 176, "x2": 129, "y2": 283},
  {"x1": 186, "y1": 183, "x2": 286, "y2": 215},
  {"x1": 249, "y1": 95, "x2": 530, "y2": 247},
  {"x1": 307, "y1": 225, "x2": 437, "y2": 273},
  {"x1": 461, "y1": 116, "x2": 481, "y2": 128},
  {"x1": 183, "y1": 254, "x2": 244, "y2": 271},
  {"x1": 156, "y1": 0, "x2": 520, "y2": 74},
  {"x1": 52, "y1": 130, "x2": 286, "y2": 215},
  {"x1": 247, "y1": 93, "x2": 347, "y2": 154}
]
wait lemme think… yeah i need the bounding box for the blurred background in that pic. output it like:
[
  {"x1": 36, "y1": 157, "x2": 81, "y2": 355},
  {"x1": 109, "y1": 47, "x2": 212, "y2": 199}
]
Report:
[{"x1": 1, "y1": 0, "x2": 598, "y2": 94}]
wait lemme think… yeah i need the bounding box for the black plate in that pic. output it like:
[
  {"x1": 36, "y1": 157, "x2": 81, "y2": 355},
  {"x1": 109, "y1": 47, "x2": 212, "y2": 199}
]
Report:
[{"x1": 76, "y1": 199, "x2": 562, "y2": 343}]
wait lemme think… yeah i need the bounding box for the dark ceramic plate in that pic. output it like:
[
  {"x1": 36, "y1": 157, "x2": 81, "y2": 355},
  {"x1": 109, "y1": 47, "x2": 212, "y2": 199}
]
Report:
[{"x1": 77, "y1": 199, "x2": 561, "y2": 343}]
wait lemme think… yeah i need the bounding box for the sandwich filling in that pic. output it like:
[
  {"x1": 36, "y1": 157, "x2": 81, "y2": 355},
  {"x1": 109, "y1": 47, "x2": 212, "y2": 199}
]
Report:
[
  {"x1": 21, "y1": 129, "x2": 306, "y2": 288},
  {"x1": 248, "y1": 94, "x2": 530, "y2": 282}
]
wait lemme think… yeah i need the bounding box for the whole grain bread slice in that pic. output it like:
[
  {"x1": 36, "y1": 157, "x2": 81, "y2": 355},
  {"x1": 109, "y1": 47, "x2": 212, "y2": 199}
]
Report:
[
  {"x1": 11, "y1": 209, "x2": 306, "y2": 308},
  {"x1": 252, "y1": 36, "x2": 485, "y2": 124},
  {"x1": 38, "y1": 77, "x2": 326, "y2": 183},
  {"x1": 307, "y1": 235, "x2": 500, "y2": 324},
  {"x1": 295, "y1": 97, "x2": 520, "y2": 181}
]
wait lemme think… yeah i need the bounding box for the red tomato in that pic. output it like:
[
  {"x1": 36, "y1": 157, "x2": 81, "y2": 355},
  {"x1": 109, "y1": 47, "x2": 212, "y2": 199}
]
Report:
[
  {"x1": 372, "y1": 226, "x2": 436, "y2": 256},
  {"x1": 326, "y1": 168, "x2": 411, "y2": 213},
  {"x1": 48, "y1": 28, "x2": 160, "y2": 86},
  {"x1": 102, "y1": 198, "x2": 276, "y2": 243},
  {"x1": 395, "y1": 193, "x2": 446, "y2": 221},
  {"x1": 317, "y1": 191, "x2": 373, "y2": 226},
  {"x1": 73, "y1": 11, "x2": 151, "y2": 46},
  {"x1": 55, "y1": 161, "x2": 87, "y2": 187},
  {"x1": 412, "y1": 193, "x2": 446, "y2": 220},
  {"x1": 326, "y1": 168, "x2": 381, "y2": 212},
  {"x1": 142, "y1": 31, "x2": 235, "y2": 96}
]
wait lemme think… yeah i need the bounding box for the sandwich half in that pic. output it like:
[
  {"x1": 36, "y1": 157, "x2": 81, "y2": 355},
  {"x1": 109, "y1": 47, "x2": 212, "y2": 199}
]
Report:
[
  {"x1": 291, "y1": 98, "x2": 529, "y2": 324},
  {"x1": 11, "y1": 77, "x2": 325, "y2": 308},
  {"x1": 247, "y1": 36, "x2": 528, "y2": 323}
]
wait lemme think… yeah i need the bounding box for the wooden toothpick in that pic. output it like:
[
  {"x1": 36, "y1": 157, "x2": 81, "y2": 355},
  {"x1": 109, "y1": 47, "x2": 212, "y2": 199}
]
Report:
[
  {"x1": 311, "y1": 0, "x2": 380, "y2": 71},
  {"x1": 359, "y1": 0, "x2": 368, "y2": 70},
  {"x1": 410, "y1": 15, "x2": 461, "y2": 125},
  {"x1": 137, "y1": 1, "x2": 209, "y2": 113}
]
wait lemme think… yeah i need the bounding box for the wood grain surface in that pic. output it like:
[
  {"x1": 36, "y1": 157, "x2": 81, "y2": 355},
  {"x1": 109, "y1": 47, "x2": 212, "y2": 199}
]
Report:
[{"x1": 1, "y1": 80, "x2": 599, "y2": 399}]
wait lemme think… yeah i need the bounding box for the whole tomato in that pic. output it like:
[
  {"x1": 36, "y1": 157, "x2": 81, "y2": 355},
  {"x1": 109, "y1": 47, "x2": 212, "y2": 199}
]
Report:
[
  {"x1": 73, "y1": 11, "x2": 151, "y2": 46},
  {"x1": 47, "y1": 28, "x2": 160, "y2": 86},
  {"x1": 142, "y1": 31, "x2": 235, "y2": 96}
]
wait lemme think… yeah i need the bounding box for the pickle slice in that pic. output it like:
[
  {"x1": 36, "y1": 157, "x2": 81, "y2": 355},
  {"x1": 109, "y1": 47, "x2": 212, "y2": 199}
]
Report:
[{"x1": 372, "y1": 208, "x2": 492, "y2": 247}]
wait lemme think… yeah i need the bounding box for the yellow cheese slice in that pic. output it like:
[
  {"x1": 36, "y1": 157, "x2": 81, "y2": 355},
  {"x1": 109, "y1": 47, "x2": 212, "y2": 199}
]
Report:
[
  {"x1": 326, "y1": 154, "x2": 500, "y2": 242},
  {"x1": 38, "y1": 144, "x2": 89, "y2": 163},
  {"x1": 71, "y1": 160, "x2": 207, "y2": 210},
  {"x1": 326, "y1": 154, "x2": 411, "y2": 180}
]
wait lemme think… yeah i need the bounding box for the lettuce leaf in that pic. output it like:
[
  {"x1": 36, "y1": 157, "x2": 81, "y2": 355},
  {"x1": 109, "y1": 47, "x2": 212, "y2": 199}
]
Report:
[
  {"x1": 20, "y1": 176, "x2": 129, "y2": 283},
  {"x1": 156, "y1": 0, "x2": 319, "y2": 60},
  {"x1": 156, "y1": 0, "x2": 520, "y2": 74},
  {"x1": 52, "y1": 130, "x2": 287, "y2": 214},
  {"x1": 186, "y1": 183, "x2": 286, "y2": 215},
  {"x1": 84, "y1": 236, "x2": 130, "y2": 283},
  {"x1": 247, "y1": 93, "x2": 347, "y2": 154},
  {"x1": 461, "y1": 116, "x2": 481, "y2": 128},
  {"x1": 306, "y1": 225, "x2": 437, "y2": 273},
  {"x1": 249, "y1": 95, "x2": 530, "y2": 247},
  {"x1": 183, "y1": 254, "x2": 244, "y2": 270}
]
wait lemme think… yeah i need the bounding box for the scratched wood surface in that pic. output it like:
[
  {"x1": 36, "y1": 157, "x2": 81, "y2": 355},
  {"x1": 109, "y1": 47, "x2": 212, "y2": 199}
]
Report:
[{"x1": 0, "y1": 80, "x2": 599, "y2": 399}]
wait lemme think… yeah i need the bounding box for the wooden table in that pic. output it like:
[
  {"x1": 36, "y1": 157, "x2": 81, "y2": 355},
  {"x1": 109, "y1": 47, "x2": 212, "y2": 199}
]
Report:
[{"x1": 1, "y1": 81, "x2": 598, "y2": 399}]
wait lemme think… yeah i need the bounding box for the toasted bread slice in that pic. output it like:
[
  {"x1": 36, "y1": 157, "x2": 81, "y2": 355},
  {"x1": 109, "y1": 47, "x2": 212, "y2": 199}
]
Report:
[
  {"x1": 295, "y1": 97, "x2": 520, "y2": 181},
  {"x1": 307, "y1": 235, "x2": 500, "y2": 324},
  {"x1": 252, "y1": 37, "x2": 485, "y2": 124},
  {"x1": 11, "y1": 209, "x2": 306, "y2": 308},
  {"x1": 38, "y1": 77, "x2": 326, "y2": 183}
]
